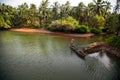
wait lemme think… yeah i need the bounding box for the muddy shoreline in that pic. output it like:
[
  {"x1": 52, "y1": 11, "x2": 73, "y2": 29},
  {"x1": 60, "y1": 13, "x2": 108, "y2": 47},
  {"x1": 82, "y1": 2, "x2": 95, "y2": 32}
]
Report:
[{"x1": 84, "y1": 42, "x2": 120, "y2": 58}]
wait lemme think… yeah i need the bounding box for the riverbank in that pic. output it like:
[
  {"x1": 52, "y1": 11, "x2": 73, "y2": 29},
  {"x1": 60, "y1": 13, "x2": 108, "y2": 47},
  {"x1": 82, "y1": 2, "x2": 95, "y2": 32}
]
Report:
[
  {"x1": 84, "y1": 42, "x2": 120, "y2": 58},
  {"x1": 10, "y1": 28, "x2": 95, "y2": 37}
]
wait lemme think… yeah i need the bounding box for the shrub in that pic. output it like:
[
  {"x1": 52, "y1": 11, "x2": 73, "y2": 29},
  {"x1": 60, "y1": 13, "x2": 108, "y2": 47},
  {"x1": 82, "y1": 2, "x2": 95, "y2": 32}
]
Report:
[
  {"x1": 95, "y1": 15, "x2": 105, "y2": 29},
  {"x1": 106, "y1": 35, "x2": 120, "y2": 48},
  {"x1": 0, "y1": 16, "x2": 11, "y2": 29},
  {"x1": 90, "y1": 28, "x2": 101, "y2": 34},
  {"x1": 105, "y1": 14, "x2": 119, "y2": 32},
  {"x1": 75, "y1": 25, "x2": 89, "y2": 33},
  {"x1": 48, "y1": 16, "x2": 79, "y2": 32}
]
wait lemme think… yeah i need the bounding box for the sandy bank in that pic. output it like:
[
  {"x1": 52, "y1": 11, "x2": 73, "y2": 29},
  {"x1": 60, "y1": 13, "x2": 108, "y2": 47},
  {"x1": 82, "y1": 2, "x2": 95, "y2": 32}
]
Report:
[{"x1": 10, "y1": 28, "x2": 94, "y2": 37}]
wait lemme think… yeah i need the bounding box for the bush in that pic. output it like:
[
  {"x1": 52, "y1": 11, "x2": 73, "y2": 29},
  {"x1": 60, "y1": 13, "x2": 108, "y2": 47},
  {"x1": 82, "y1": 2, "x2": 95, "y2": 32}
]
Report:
[
  {"x1": 91, "y1": 28, "x2": 101, "y2": 34},
  {"x1": 102, "y1": 28, "x2": 108, "y2": 32},
  {"x1": 48, "y1": 16, "x2": 79, "y2": 32},
  {"x1": 105, "y1": 14, "x2": 119, "y2": 32},
  {"x1": 0, "y1": 16, "x2": 11, "y2": 29},
  {"x1": 95, "y1": 15, "x2": 105, "y2": 29},
  {"x1": 75, "y1": 25, "x2": 89, "y2": 33},
  {"x1": 106, "y1": 35, "x2": 120, "y2": 48},
  {"x1": 88, "y1": 15, "x2": 105, "y2": 30}
]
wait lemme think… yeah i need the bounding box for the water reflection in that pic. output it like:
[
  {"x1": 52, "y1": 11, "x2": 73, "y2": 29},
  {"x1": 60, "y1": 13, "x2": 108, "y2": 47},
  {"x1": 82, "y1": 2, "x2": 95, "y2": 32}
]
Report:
[
  {"x1": 0, "y1": 31, "x2": 120, "y2": 80},
  {"x1": 88, "y1": 52, "x2": 111, "y2": 68}
]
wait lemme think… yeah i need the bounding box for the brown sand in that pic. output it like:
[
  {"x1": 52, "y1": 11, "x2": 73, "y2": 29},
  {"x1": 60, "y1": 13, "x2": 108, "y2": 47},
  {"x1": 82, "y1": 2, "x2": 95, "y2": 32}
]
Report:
[{"x1": 10, "y1": 28, "x2": 94, "y2": 37}]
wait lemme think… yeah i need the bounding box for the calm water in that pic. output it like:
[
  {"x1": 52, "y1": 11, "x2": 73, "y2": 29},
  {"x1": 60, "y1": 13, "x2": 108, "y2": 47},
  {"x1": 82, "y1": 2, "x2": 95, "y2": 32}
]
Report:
[{"x1": 0, "y1": 31, "x2": 120, "y2": 80}]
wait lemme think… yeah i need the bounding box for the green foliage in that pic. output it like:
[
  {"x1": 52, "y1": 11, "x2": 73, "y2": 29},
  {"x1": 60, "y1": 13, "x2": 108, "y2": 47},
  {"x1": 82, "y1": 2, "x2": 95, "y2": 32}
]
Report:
[
  {"x1": 75, "y1": 25, "x2": 89, "y2": 33},
  {"x1": 0, "y1": 4, "x2": 14, "y2": 29},
  {"x1": 0, "y1": 15, "x2": 11, "y2": 29},
  {"x1": 94, "y1": 15, "x2": 105, "y2": 29},
  {"x1": 105, "y1": 14, "x2": 119, "y2": 32},
  {"x1": 38, "y1": 0, "x2": 50, "y2": 27},
  {"x1": 90, "y1": 28, "x2": 101, "y2": 34},
  {"x1": 0, "y1": 0, "x2": 114, "y2": 33},
  {"x1": 49, "y1": 16, "x2": 79, "y2": 32},
  {"x1": 106, "y1": 35, "x2": 120, "y2": 48}
]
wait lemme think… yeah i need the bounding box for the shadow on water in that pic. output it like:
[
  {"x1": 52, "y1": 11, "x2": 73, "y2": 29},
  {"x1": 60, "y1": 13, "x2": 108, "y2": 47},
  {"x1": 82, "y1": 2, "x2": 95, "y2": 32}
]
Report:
[
  {"x1": 0, "y1": 31, "x2": 120, "y2": 80},
  {"x1": 84, "y1": 52, "x2": 120, "y2": 80}
]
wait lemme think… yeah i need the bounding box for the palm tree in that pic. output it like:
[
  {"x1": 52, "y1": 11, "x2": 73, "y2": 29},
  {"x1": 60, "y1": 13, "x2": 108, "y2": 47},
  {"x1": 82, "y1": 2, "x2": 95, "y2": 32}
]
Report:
[
  {"x1": 59, "y1": 1, "x2": 71, "y2": 19},
  {"x1": 76, "y1": 2, "x2": 86, "y2": 24},
  {"x1": 17, "y1": 3, "x2": 29, "y2": 27},
  {"x1": 104, "y1": 1, "x2": 111, "y2": 12},
  {"x1": 104, "y1": 1, "x2": 112, "y2": 18},
  {"x1": 38, "y1": 0, "x2": 49, "y2": 27},
  {"x1": 87, "y1": 2, "x2": 95, "y2": 16},
  {"x1": 51, "y1": 1, "x2": 60, "y2": 20},
  {"x1": 29, "y1": 4, "x2": 37, "y2": 25},
  {"x1": 64, "y1": 1, "x2": 71, "y2": 17},
  {"x1": 92, "y1": 0, "x2": 106, "y2": 16},
  {"x1": 59, "y1": 1, "x2": 71, "y2": 25}
]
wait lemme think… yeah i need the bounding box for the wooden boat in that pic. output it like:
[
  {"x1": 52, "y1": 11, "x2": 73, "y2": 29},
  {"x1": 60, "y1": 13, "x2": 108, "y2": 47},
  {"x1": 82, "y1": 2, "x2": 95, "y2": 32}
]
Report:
[{"x1": 70, "y1": 45, "x2": 86, "y2": 58}]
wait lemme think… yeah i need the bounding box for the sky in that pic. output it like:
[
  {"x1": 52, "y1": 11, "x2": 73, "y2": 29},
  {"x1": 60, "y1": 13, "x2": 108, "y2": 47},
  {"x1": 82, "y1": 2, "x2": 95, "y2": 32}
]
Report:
[{"x1": 0, "y1": 0, "x2": 116, "y2": 8}]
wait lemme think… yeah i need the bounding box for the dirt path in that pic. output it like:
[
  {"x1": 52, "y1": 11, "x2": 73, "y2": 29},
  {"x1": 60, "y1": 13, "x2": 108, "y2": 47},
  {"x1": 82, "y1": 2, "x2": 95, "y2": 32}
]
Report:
[{"x1": 10, "y1": 28, "x2": 94, "y2": 37}]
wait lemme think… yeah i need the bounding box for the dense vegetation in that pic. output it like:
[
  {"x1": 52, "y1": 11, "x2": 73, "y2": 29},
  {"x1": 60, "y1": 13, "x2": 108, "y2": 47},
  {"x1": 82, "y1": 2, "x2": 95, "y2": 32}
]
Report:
[
  {"x1": 0, "y1": 0, "x2": 119, "y2": 34},
  {"x1": 106, "y1": 35, "x2": 120, "y2": 48}
]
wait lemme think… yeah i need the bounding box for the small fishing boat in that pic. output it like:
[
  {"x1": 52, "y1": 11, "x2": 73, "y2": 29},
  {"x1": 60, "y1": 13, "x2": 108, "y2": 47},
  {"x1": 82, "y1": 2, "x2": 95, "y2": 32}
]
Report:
[{"x1": 70, "y1": 45, "x2": 86, "y2": 58}]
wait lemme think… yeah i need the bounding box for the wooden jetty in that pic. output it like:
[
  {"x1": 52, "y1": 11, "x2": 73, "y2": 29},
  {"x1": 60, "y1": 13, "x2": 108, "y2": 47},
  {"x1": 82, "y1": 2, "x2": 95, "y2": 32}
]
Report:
[{"x1": 70, "y1": 45, "x2": 86, "y2": 58}]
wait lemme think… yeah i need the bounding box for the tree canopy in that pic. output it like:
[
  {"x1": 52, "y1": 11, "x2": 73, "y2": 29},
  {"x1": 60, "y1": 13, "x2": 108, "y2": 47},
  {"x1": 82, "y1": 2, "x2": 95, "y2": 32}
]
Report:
[{"x1": 0, "y1": 0, "x2": 119, "y2": 34}]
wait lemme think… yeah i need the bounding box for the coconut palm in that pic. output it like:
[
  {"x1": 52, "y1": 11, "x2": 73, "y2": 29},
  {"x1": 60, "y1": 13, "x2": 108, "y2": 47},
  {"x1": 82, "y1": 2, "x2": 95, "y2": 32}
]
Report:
[
  {"x1": 17, "y1": 3, "x2": 29, "y2": 27},
  {"x1": 29, "y1": 4, "x2": 38, "y2": 25},
  {"x1": 59, "y1": 1, "x2": 71, "y2": 25},
  {"x1": 92, "y1": 0, "x2": 106, "y2": 16},
  {"x1": 51, "y1": 1, "x2": 60, "y2": 20},
  {"x1": 76, "y1": 2, "x2": 86, "y2": 24},
  {"x1": 60, "y1": 1, "x2": 71, "y2": 18},
  {"x1": 38, "y1": 0, "x2": 49, "y2": 27},
  {"x1": 103, "y1": 1, "x2": 112, "y2": 18},
  {"x1": 64, "y1": 1, "x2": 71, "y2": 17}
]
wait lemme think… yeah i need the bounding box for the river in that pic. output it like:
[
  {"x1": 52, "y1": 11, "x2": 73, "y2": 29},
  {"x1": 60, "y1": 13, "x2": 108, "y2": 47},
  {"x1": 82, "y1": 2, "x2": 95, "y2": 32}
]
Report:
[{"x1": 0, "y1": 31, "x2": 120, "y2": 80}]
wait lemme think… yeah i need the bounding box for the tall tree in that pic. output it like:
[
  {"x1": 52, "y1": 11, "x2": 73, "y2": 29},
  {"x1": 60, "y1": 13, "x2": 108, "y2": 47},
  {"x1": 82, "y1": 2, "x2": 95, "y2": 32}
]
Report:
[
  {"x1": 76, "y1": 2, "x2": 86, "y2": 24},
  {"x1": 29, "y1": 4, "x2": 38, "y2": 26},
  {"x1": 38, "y1": 0, "x2": 49, "y2": 27},
  {"x1": 103, "y1": 1, "x2": 112, "y2": 18},
  {"x1": 51, "y1": 1, "x2": 60, "y2": 20},
  {"x1": 92, "y1": 0, "x2": 106, "y2": 16},
  {"x1": 17, "y1": 3, "x2": 29, "y2": 27}
]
